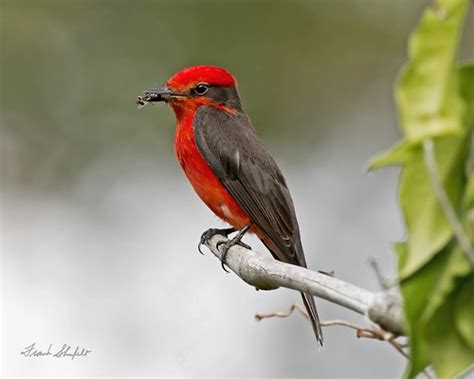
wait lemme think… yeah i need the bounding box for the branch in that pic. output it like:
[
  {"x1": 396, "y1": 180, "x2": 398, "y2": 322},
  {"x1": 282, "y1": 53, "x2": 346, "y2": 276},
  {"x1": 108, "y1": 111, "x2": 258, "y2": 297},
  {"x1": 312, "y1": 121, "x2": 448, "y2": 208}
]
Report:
[
  {"x1": 368, "y1": 256, "x2": 395, "y2": 290},
  {"x1": 204, "y1": 234, "x2": 405, "y2": 336}
]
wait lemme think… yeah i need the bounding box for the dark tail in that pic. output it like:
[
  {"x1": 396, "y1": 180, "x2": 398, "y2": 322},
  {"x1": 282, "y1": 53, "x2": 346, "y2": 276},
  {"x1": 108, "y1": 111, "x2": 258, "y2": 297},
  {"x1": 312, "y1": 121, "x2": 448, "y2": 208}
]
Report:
[
  {"x1": 301, "y1": 292, "x2": 324, "y2": 346},
  {"x1": 259, "y1": 236, "x2": 324, "y2": 346}
]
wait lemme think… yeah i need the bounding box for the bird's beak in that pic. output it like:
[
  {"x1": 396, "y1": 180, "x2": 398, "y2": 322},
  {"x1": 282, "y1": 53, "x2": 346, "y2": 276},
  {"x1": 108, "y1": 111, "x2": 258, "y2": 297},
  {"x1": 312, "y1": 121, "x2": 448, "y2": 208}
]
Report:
[{"x1": 136, "y1": 86, "x2": 185, "y2": 108}]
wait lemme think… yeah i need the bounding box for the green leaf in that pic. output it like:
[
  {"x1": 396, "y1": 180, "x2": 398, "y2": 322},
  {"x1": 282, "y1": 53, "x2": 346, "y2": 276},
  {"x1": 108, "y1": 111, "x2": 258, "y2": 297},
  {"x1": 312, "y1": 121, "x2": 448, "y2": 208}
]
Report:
[
  {"x1": 462, "y1": 176, "x2": 474, "y2": 241},
  {"x1": 400, "y1": 244, "x2": 474, "y2": 378},
  {"x1": 424, "y1": 277, "x2": 474, "y2": 378},
  {"x1": 399, "y1": 244, "x2": 448, "y2": 378},
  {"x1": 398, "y1": 136, "x2": 466, "y2": 278},
  {"x1": 455, "y1": 277, "x2": 474, "y2": 349},
  {"x1": 372, "y1": 0, "x2": 474, "y2": 377},
  {"x1": 394, "y1": 241, "x2": 408, "y2": 270},
  {"x1": 459, "y1": 63, "x2": 474, "y2": 126},
  {"x1": 371, "y1": 0, "x2": 470, "y2": 278},
  {"x1": 422, "y1": 245, "x2": 471, "y2": 321},
  {"x1": 368, "y1": 141, "x2": 414, "y2": 170},
  {"x1": 395, "y1": 0, "x2": 467, "y2": 142},
  {"x1": 462, "y1": 175, "x2": 474, "y2": 209}
]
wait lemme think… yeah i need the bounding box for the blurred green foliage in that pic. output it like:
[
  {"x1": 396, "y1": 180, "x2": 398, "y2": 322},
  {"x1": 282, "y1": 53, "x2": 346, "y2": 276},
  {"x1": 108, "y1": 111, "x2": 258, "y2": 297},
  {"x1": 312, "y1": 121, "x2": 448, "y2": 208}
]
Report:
[{"x1": 371, "y1": 0, "x2": 474, "y2": 377}]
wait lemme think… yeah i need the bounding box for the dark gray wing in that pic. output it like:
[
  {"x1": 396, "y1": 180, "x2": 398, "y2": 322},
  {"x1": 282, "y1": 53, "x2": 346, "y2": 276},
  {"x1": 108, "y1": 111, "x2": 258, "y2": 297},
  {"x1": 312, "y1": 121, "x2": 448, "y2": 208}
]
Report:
[{"x1": 193, "y1": 105, "x2": 306, "y2": 267}]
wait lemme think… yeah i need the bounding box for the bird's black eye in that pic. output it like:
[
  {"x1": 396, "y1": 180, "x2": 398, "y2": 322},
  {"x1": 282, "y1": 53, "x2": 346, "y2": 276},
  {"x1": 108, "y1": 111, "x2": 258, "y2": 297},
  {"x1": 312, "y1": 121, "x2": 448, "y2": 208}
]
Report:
[{"x1": 193, "y1": 84, "x2": 209, "y2": 96}]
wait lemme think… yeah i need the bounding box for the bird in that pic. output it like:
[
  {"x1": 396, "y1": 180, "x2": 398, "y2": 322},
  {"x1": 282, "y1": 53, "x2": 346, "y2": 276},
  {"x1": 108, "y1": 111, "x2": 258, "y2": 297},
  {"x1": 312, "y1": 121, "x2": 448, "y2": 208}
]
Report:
[{"x1": 137, "y1": 65, "x2": 323, "y2": 345}]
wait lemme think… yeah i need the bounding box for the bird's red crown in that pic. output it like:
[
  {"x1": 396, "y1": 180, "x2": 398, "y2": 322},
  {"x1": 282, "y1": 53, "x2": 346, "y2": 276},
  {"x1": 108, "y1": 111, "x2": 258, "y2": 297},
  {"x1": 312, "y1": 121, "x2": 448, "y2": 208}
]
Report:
[{"x1": 166, "y1": 65, "x2": 237, "y2": 91}]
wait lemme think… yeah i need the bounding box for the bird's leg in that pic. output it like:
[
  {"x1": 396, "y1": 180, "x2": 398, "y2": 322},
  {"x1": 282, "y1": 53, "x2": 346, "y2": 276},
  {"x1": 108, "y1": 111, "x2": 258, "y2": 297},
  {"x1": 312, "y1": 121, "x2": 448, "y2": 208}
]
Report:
[
  {"x1": 216, "y1": 223, "x2": 252, "y2": 272},
  {"x1": 198, "y1": 227, "x2": 236, "y2": 255}
]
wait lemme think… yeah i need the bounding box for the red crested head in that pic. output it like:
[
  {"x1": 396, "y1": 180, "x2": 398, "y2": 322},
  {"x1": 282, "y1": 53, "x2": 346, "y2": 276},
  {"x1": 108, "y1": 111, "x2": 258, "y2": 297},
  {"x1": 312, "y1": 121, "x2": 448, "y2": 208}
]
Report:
[
  {"x1": 137, "y1": 65, "x2": 241, "y2": 120},
  {"x1": 166, "y1": 65, "x2": 237, "y2": 92}
]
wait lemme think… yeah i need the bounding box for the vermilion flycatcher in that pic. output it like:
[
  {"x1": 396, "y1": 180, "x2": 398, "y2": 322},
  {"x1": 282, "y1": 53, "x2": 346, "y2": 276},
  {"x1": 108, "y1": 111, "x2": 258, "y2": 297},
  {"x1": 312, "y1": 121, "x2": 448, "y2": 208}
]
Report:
[{"x1": 137, "y1": 65, "x2": 323, "y2": 345}]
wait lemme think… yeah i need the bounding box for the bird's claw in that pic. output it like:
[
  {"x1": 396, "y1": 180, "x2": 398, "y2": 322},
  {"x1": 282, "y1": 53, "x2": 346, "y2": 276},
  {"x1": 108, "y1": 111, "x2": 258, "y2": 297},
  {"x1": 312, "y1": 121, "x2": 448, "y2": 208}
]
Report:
[
  {"x1": 198, "y1": 224, "x2": 252, "y2": 273},
  {"x1": 198, "y1": 227, "x2": 236, "y2": 255},
  {"x1": 216, "y1": 240, "x2": 234, "y2": 273},
  {"x1": 215, "y1": 223, "x2": 252, "y2": 273},
  {"x1": 237, "y1": 241, "x2": 251, "y2": 250},
  {"x1": 215, "y1": 239, "x2": 251, "y2": 273}
]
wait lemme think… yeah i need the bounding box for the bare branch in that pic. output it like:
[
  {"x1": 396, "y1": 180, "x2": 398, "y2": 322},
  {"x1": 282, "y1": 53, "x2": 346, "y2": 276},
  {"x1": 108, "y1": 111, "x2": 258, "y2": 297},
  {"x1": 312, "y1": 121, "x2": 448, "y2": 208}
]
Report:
[
  {"x1": 255, "y1": 303, "x2": 307, "y2": 321},
  {"x1": 203, "y1": 234, "x2": 406, "y2": 336},
  {"x1": 368, "y1": 256, "x2": 395, "y2": 290}
]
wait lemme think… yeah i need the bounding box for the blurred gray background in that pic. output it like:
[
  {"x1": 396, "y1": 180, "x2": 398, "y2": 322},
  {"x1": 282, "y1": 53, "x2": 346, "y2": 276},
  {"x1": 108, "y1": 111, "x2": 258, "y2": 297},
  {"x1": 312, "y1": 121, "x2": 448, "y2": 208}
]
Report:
[{"x1": 1, "y1": 0, "x2": 473, "y2": 377}]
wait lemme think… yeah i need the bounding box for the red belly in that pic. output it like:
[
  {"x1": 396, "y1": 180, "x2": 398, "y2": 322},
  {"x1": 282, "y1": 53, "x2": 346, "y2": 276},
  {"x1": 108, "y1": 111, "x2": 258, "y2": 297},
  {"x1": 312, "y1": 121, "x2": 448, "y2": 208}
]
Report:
[{"x1": 174, "y1": 112, "x2": 251, "y2": 229}]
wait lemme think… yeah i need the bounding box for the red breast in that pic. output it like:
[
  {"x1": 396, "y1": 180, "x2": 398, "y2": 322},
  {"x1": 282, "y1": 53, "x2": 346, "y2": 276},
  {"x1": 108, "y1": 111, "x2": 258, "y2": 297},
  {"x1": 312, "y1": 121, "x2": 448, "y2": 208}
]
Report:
[{"x1": 173, "y1": 107, "x2": 251, "y2": 229}]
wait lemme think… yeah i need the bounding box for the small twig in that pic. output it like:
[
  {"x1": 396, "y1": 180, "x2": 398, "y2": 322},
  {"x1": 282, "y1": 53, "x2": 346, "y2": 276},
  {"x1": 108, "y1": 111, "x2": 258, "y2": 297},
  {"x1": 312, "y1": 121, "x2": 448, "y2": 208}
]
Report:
[
  {"x1": 423, "y1": 138, "x2": 474, "y2": 264},
  {"x1": 255, "y1": 304, "x2": 433, "y2": 379},
  {"x1": 389, "y1": 339, "x2": 410, "y2": 359},
  {"x1": 368, "y1": 257, "x2": 395, "y2": 290},
  {"x1": 257, "y1": 304, "x2": 390, "y2": 339},
  {"x1": 256, "y1": 305, "x2": 404, "y2": 349},
  {"x1": 255, "y1": 303, "x2": 306, "y2": 321}
]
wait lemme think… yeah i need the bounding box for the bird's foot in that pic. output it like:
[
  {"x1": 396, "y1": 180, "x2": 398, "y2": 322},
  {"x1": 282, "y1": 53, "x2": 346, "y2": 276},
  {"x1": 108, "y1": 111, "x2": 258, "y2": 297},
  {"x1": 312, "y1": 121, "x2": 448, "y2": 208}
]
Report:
[
  {"x1": 215, "y1": 224, "x2": 252, "y2": 273},
  {"x1": 198, "y1": 227, "x2": 236, "y2": 255}
]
